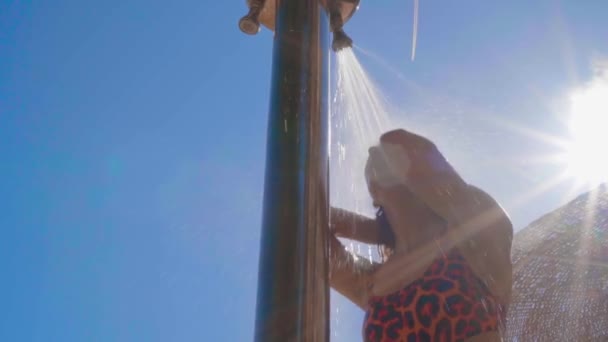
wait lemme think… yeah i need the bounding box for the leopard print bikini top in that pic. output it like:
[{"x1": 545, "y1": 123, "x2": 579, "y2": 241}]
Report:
[{"x1": 363, "y1": 250, "x2": 506, "y2": 342}]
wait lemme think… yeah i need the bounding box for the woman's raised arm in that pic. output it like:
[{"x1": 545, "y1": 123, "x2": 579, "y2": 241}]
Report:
[{"x1": 331, "y1": 207, "x2": 383, "y2": 245}]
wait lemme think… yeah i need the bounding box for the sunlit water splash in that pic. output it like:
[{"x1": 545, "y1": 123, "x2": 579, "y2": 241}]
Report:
[
  {"x1": 330, "y1": 46, "x2": 396, "y2": 341},
  {"x1": 331, "y1": 47, "x2": 394, "y2": 253}
]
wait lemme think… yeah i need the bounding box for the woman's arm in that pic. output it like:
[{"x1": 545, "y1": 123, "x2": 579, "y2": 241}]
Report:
[
  {"x1": 328, "y1": 233, "x2": 377, "y2": 310},
  {"x1": 331, "y1": 207, "x2": 383, "y2": 245}
]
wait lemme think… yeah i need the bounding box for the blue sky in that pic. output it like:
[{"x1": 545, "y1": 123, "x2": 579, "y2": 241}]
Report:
[{"x1": 1, "y1": 1, "x2": 607, "y2": 341}]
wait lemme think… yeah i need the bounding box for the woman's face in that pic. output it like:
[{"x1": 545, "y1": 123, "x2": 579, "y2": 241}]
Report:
[{"x1": 365, "y1": 146, "x2": 442, "y2": 231}]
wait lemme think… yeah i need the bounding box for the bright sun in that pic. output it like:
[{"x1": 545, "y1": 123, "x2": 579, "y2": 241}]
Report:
[{"x1": 565, "y1": 79, "x2": 608, "y2": 185}]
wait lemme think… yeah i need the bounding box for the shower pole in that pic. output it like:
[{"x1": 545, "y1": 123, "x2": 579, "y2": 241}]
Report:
[
  {"x1": 242, "y1": 0, "x2": 329, "y2": 340},
  {"x1": 238, "y1": 0, "x2": 357, "y2": 340}
]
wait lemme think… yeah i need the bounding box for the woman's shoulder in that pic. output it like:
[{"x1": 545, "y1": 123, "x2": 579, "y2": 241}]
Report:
[{"x1": 454, "y1": 185, "x2": 514, "y2": 302}]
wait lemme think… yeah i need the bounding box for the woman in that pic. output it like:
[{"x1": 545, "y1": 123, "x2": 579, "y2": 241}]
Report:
[{"x1": 329, "y1": 129, "x2": 513, "y2": 341}]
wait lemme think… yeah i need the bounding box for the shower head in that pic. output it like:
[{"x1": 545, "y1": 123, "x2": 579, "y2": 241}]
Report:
[
  {"x1": 328, "y1": 0, "x2": 357, "y2": 52},
  {"x1": 331, "y1": 29, "x2": 353, "y2": 52}
]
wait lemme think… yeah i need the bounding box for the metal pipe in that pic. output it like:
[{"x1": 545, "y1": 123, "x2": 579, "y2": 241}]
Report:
[{"x1": 253, "y1": 0, "x2": 330, "y2": 341}]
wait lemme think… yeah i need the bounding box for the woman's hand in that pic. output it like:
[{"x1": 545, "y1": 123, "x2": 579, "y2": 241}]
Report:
[
  {"x1": 328, "y1": 231, "x2": 345, "y2": 257},
  {"x1": 330, "y1": 207, "x2": 383, "y2": 245},
  {"x1": 329, "y1": 207, "x2": 349, "y2": 236}
]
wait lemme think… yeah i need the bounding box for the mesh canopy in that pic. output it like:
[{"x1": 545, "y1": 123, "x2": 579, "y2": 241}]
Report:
[{"x1": 506, "y1": 185, "x2": 608, "y2": 341}]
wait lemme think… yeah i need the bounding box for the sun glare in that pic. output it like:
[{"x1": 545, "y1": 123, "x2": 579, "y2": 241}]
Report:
[{"x1": 565, "y1": 78, "x2": 608, "y2": 186}]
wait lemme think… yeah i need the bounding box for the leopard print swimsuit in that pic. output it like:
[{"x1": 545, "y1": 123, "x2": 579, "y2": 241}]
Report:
[{"x1": 363, "y1": 250, "x2": 505, "y2": 342}]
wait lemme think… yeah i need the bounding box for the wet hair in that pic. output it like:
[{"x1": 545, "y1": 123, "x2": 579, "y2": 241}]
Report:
[{"x1": 376, "y1": 206, "x2": 396, "y2": 261}]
